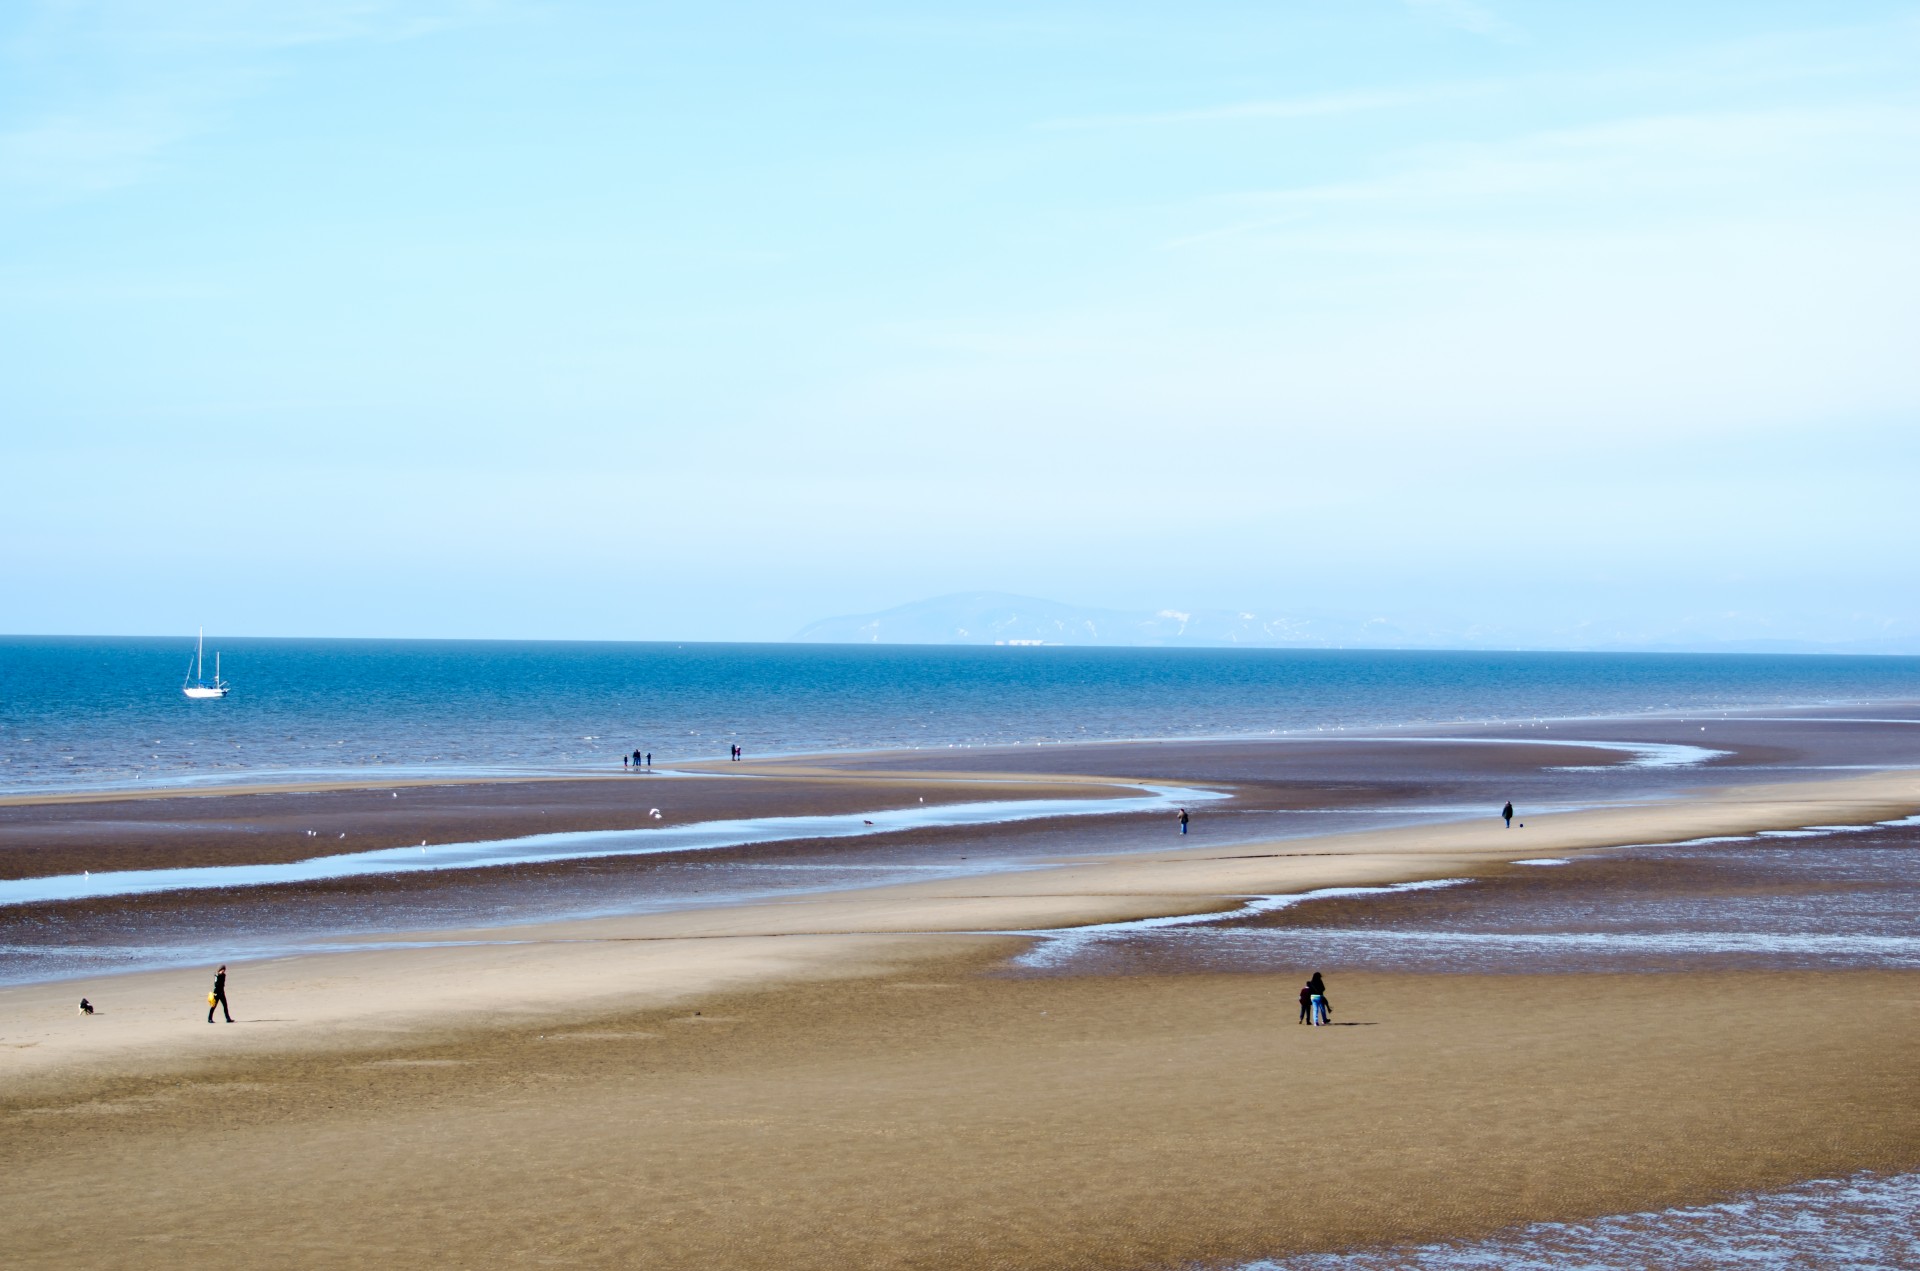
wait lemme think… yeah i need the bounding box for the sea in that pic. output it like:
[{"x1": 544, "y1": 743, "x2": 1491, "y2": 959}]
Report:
[{"x1": 4, "y1": 636, "x2": 1919, "y2": 793}]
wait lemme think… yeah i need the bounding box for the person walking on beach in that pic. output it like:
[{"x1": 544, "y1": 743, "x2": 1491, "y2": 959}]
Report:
[
  {"x1": 1178, "y1": 808, "x2": 1189, "y2": 835},
  {"x1": 645, "y1": 752, "x2": 652, "y2": 770},
  {"x1": 632, "y1": 749, "x2": 642, "y2": 771},
  {"x1": 1307, "y1": 971, "x2": 1330, "y2": 1026},
  {"x1": 623, "y1": 753, "x2": 629, "y2": 771},
  {"x1": 1298, "y1": 982, "x2": 1312, "y2": 1025},
  {"x1": 1502, "y1": 801, "x2": 1514, "y2": 829},
  {"x1": 207, "y1": 964, "x2": 232, "y2": 1024}
]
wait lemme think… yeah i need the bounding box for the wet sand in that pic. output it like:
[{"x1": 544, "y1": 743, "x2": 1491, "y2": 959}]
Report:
[
  {"x1": 0, "y1": 771, "x2": 1132, "y2": 880},
  {"x1": 0, "y1": 731, "x2": 1707, "y2": 985},
  {"x1": 4, "y1": 722, "x2": 1920, "y2": 1268},
  {"x1": 9, "y1": 706, "x2": 1914, "y2": 888}
]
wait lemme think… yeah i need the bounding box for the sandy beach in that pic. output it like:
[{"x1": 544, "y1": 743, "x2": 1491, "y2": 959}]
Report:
[
  {"x1": 14, "y1": 0, "x2": 1920, "y2": 1257},
  {"x1": 7, "y1": 961, "x2": 1918, "y2": 1269},
  {"x1": 3, "y1": 735, "x2": 1919, "y2": 1267}
]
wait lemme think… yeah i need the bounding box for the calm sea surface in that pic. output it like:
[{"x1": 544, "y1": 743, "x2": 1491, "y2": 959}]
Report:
[{"x1": 3, "y1": 637, "x2": 1918, "y2": 792}]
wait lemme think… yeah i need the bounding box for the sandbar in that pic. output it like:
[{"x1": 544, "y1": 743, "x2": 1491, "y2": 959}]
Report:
[{"x1": 3, "y1": 756, "x2": 1919, "y2": 1268}]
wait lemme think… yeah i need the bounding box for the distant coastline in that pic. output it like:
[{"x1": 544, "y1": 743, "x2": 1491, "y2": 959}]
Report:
[{"x1": 791, "y1": 591, "x2": 1920, "y2": 655}]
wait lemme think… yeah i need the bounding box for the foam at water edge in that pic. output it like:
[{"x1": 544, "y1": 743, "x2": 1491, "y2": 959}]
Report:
[
  {"x1": 1243, "y1": 1171, "x2": 1920, "y2": 1270},
  {"x1": 1361, "y1": 736, "x2": 1732, "y2": 769},
  {"x1": 1543, "y1": 739, "x2": 1734, "y2": 769}
]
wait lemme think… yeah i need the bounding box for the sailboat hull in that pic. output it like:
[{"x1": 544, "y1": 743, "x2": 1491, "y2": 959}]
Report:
[{"x1": 182, "y1": 628, "x2": 230, "y2": 698}]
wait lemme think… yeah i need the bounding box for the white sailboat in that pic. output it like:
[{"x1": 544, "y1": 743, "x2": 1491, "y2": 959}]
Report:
[{"x1": 182, "y1": 627, "x2": 230, "y2": 699}]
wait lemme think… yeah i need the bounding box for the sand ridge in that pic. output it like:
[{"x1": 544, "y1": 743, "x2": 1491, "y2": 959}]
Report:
[{"x1": 6, "y1": 767, "x2": 1916, "y2": 1090}]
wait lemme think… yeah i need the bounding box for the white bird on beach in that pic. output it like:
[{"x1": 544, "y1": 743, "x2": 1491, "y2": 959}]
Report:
[{"x1": 649, "y1": 808, "x2": 662, "y2": 819}]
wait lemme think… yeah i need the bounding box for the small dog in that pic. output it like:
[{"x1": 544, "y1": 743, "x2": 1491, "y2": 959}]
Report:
[{"x1": 78, "y1": 998, "x2": 94, "y2": 1015}]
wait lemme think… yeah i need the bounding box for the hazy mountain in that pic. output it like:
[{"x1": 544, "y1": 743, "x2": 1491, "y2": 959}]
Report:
[
  {"x1": 792, "y1": 593, "x2": 1447, "y2": 649},
  {"x1": 792, "y1": 593, "x2": 1920, "y2": 653}
]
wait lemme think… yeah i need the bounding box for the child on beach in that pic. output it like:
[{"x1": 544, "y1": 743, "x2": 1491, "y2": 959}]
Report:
[{"x1": 1298, "y1": 983, "x2": 1311, "y2": 1024}]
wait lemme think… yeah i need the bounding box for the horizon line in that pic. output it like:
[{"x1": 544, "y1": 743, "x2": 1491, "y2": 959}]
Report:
[{"x1": 4, "y1": 631, "x2": 1919, "y2": 659}]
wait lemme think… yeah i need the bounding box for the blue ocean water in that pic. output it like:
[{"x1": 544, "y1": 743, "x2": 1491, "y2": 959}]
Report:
[{"x1": 2, "y1": 636, "x2": 1917, "y2": 792}]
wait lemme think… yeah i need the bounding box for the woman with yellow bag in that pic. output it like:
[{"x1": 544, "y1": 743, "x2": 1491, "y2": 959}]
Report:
[{"x1": 207, "y1": 964, "x2": 232, "y2": 1024}]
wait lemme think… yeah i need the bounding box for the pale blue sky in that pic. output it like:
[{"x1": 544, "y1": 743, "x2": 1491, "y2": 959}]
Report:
[{"x1": 3, "y1": 1, "x2": 1917, "y2": 647}]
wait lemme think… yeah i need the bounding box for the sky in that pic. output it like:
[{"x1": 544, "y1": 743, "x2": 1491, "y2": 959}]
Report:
[{"x1": 2, "y1": 1, "x2": 1917, "y2": 648}]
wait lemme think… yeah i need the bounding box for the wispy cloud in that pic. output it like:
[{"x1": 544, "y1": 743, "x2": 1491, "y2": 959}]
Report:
[
  {"x1": 1041, "y1": 84, "x2": 1485, "y2": 131},
  {"x1": 0, "y1": 103, "x2": 200, "y2": 195},
  {"x1": 1401, "y1": 0, "x2": 1525, "y2": 44},
  {"x1": 14, "y1": 0, "x2": 505, "y2": 54},
  {"x1": 1166, "y1": 101, "x2": 1920, "y2": 248},
  {"x1": 0, "y1": 1, "x2": 507, "y2": 199}
]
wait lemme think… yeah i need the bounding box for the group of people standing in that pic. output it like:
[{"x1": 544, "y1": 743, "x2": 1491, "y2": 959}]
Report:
[
  {"x1": 622, "y1": 748, "x2": 748, "y2": 767},
  {"x1": 1297, "y1": 972, "x2": 1330, "y2": 1026},
  {"x1": 621, "y1": 744, "x2": 749, "y2": 768}
]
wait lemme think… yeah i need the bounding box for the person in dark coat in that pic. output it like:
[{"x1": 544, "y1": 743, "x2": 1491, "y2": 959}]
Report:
[
  {"x1": 208, "y1": 964, "x2": 232, "y2": 1023},
  {"x1": 1502, "y1": 801, "x2": 1514, "y2": 828},
  {"x1": 1307, "y1": 971, "x2": 1330, "y2": 1026}
]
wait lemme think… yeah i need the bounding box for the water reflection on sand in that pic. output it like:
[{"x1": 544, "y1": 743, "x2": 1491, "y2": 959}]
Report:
[{"x1": 1015, "y1": 814, "x2": 1920, "y2": 977}]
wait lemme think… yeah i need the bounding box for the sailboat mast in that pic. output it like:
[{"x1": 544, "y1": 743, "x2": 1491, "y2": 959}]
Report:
[{"x1": 197, "y1": 627, "x2": 205, "y2": 682}]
